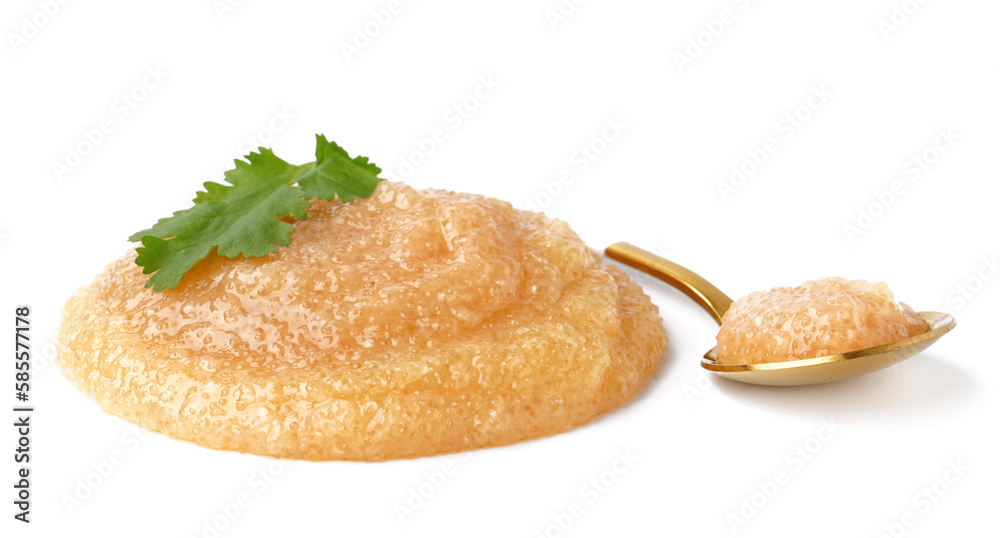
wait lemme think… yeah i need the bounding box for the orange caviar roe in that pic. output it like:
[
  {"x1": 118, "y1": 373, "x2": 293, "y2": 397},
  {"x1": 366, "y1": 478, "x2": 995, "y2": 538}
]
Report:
[
  {"x1": 716, "y1": 278, "x2": 929, "y2": 365},
  {"x1": 58, "y1": 182, "x2": 667, "y2": 460}
]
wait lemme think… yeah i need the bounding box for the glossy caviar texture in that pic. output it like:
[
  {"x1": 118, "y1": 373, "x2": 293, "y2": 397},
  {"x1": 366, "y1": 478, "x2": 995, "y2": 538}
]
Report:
[
  {"x1": 57, "y1": 182, "x2": 667, "y2": 461},
  {"x1": 715, "y1": 277, "x2": 929, "y2": 365}
]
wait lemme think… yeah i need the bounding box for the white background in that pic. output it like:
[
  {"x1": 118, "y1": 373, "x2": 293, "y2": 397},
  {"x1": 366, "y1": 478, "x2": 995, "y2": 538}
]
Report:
[{"x1": 2, "y1": 1, "x2": 998, "y2": 537}]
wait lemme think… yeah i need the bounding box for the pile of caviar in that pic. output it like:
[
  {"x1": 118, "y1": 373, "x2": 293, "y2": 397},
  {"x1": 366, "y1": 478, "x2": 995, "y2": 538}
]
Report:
[
  {"x1": 715, "y1": 278, "x2": 929, "y2": 365},
  {"x1": 58, "y1": 182, "x2": 667, "y2": 460}
]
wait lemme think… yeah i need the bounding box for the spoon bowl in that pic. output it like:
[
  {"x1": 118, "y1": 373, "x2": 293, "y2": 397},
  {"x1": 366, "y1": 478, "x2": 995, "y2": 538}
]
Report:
[{"x1": 605, "y1": 242, "x2": 956, "y2": 387}]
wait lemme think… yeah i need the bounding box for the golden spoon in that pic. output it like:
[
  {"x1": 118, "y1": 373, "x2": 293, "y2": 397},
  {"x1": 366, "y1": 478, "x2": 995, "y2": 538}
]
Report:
[{"x1": 605, "y1": 242, "x2": 956, "y2": 386}]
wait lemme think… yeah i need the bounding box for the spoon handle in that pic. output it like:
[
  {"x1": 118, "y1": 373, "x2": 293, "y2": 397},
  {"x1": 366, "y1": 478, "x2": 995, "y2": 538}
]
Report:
[{"x1": 604, "y1": 242, "x2": 734, "y2": 325}]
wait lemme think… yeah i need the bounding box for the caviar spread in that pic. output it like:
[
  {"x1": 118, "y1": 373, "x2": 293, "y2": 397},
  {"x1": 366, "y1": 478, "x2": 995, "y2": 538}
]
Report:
[
  {"x1": 715, "y1": 278, "x2": 928, "y2": 365},
  {"x1": 58, "y1": 182, "x2": 667, "y2": 461}
]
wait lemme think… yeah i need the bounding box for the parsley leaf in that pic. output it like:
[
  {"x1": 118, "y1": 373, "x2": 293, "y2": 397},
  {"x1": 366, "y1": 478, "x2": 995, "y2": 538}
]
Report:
[
  {"x1": 297, "y1": 134, "x2": 384, "y2": 202},
  {"x1": 130, "y1": 136, "x2": 384, "y2": 290}
]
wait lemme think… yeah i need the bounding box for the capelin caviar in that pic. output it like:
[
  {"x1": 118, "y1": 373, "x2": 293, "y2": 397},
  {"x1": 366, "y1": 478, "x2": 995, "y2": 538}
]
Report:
[
  {"x1": 716, "y1": 278, "x2": 928, "y2": 365},
  {"x1": 58, "y1": 181, "x2": 667, "y2": 461}
]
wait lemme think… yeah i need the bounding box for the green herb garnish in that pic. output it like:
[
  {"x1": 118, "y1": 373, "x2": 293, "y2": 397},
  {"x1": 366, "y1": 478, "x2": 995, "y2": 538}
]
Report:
[{"x1": 129, "y1": 134, "x2": 384, "y2": 290}]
